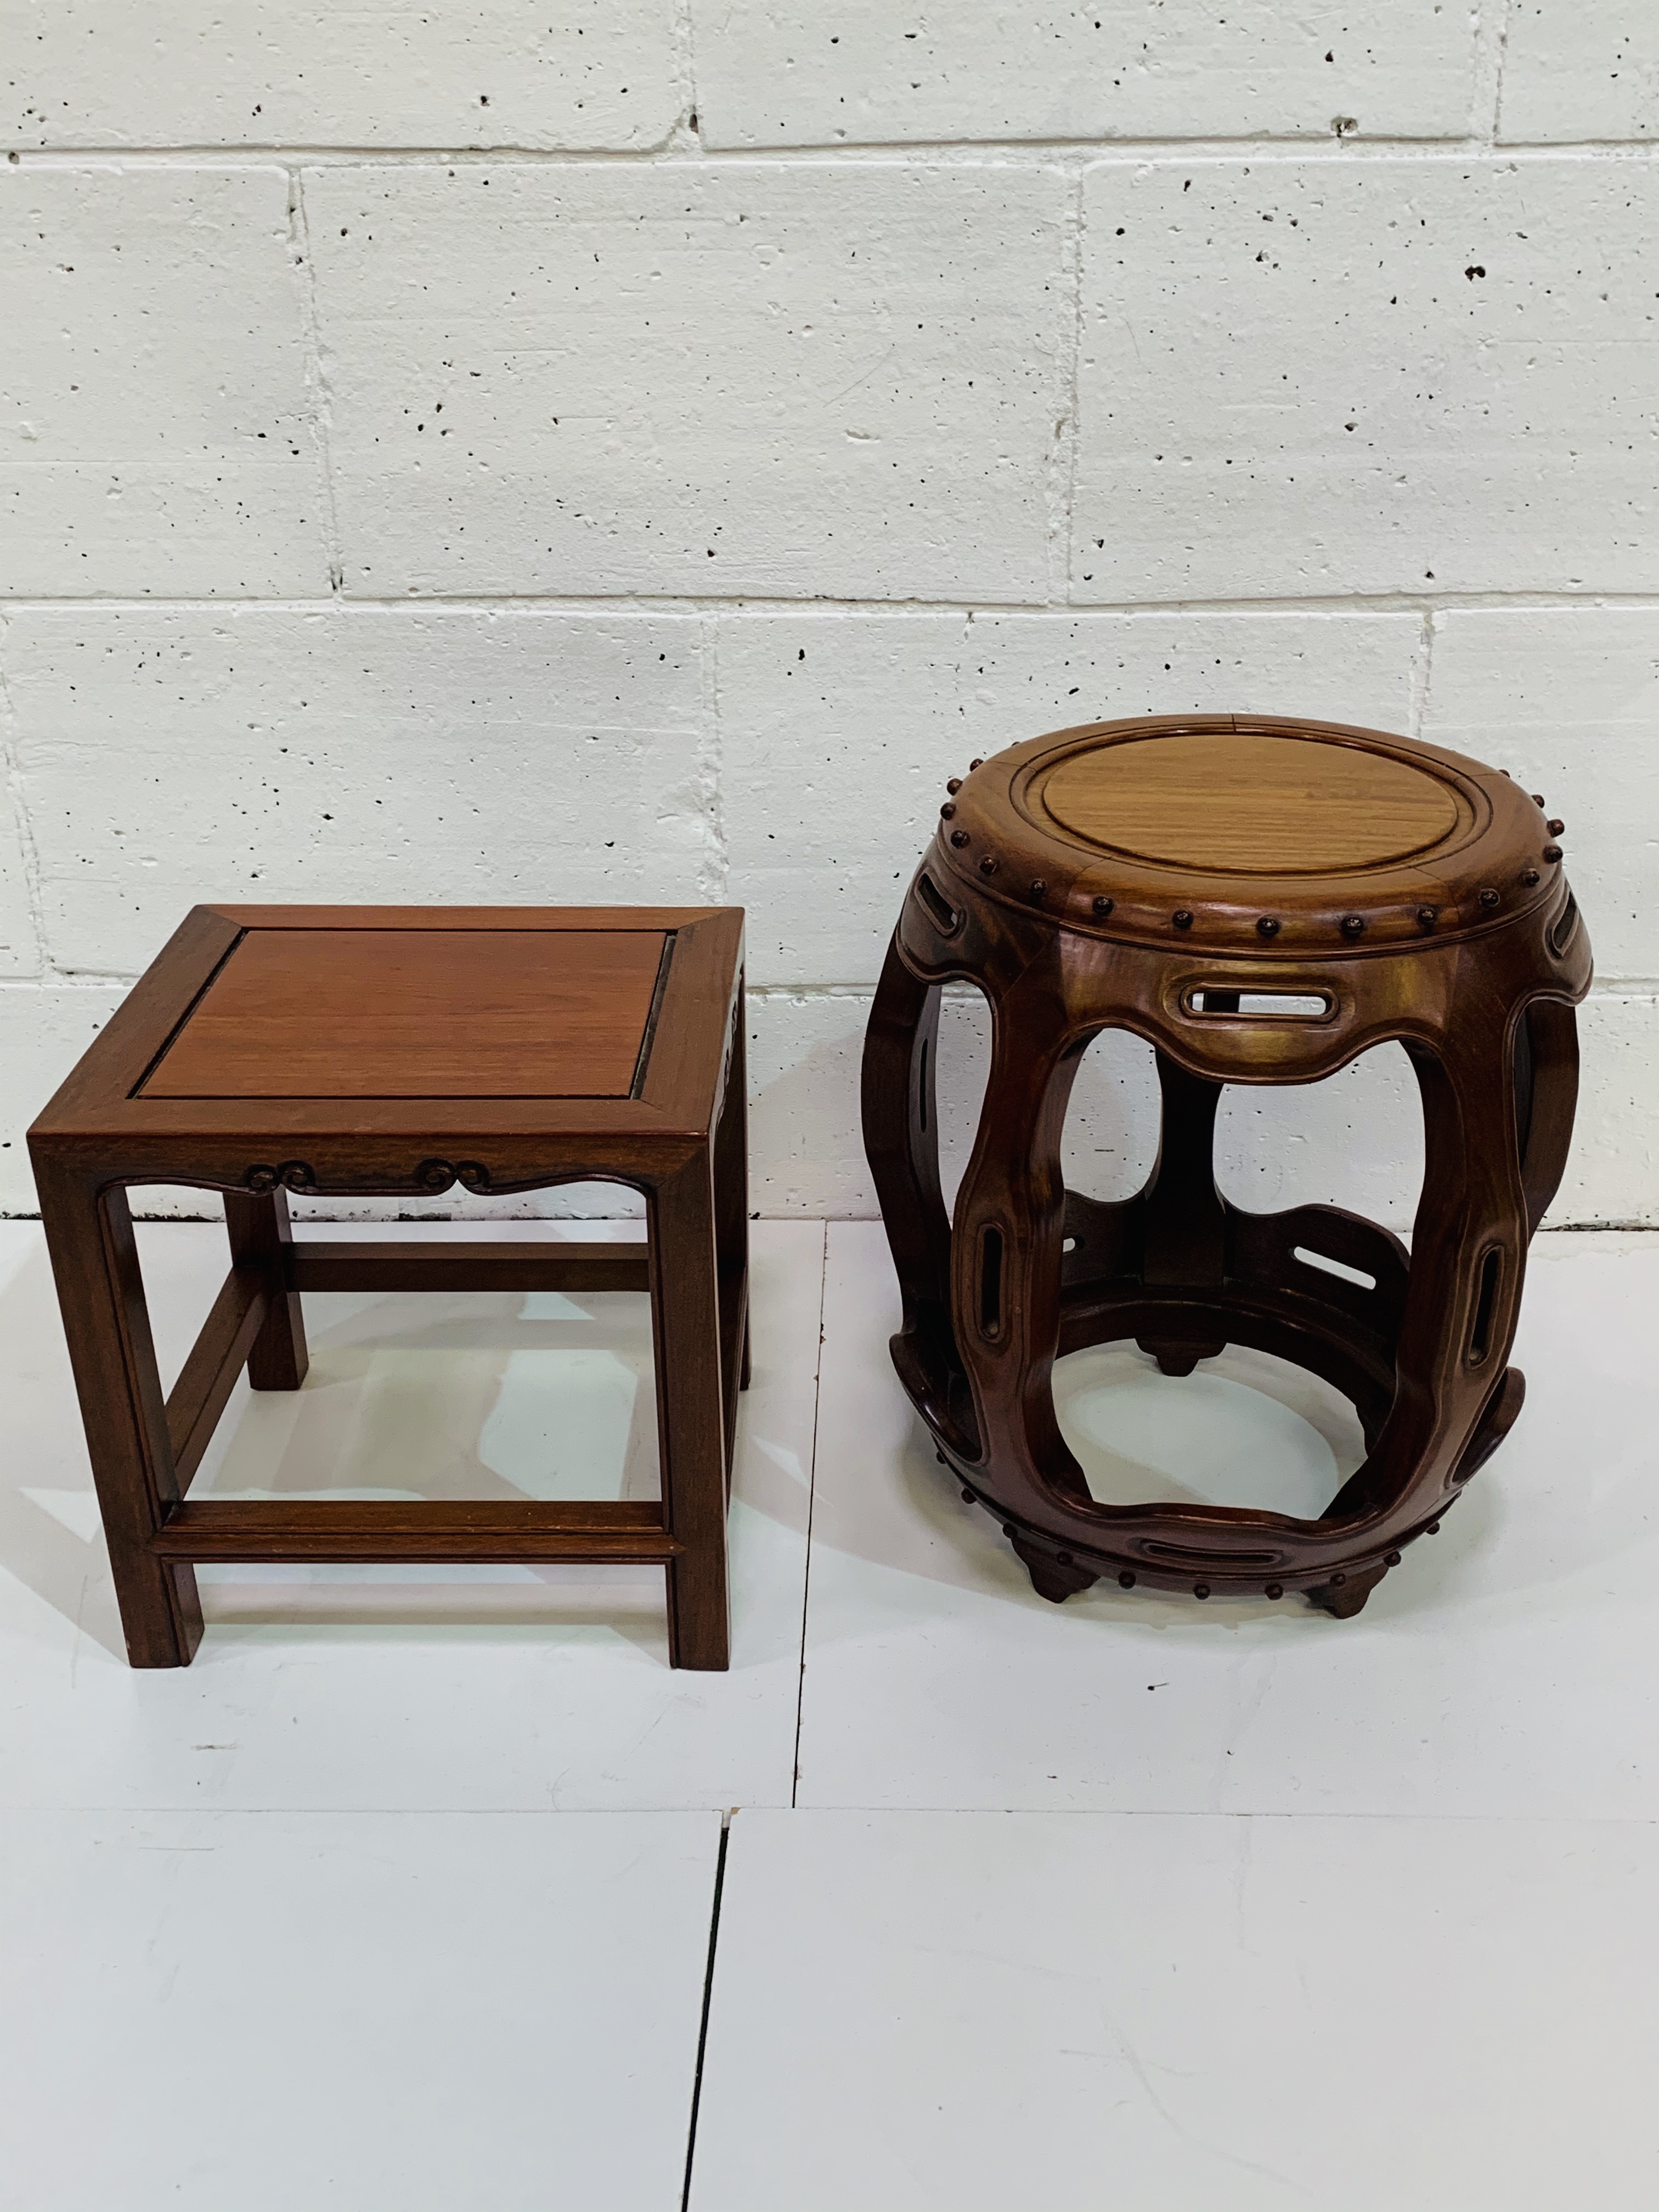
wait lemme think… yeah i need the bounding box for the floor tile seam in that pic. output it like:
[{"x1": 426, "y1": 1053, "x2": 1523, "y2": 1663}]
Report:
[
  {"x1": 679, "y1": 1815, "x2": 732, "y2": 2212},
  {"x1": 0, "y1": 1801, "x2": 742, "y2": 1820},
  {"x1": 791, "y1": 1221, "x2": 830, "y2": 1810},
  {"x1": 779, "y1": 1803, "x2": 1659, "y2": 1827}
]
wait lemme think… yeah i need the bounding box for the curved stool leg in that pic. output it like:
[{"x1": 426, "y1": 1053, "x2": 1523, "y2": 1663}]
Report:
[
  {"x1": 1136, "y1": 1050, "x2": 1229, "y2": 1377},
  {"x1": 951, "y1": 970, "x2": 1096, "y2": 1588},
  {"x1": 1516, "y1": 1000, "x2": 1581, "y2": 1235},
  {"x1": 862, "y1": 938, "x2": 974, "y2": 1451},
  {"x1": 1316, "y1": 1014, "x2": 1533, "y2": 1614}
]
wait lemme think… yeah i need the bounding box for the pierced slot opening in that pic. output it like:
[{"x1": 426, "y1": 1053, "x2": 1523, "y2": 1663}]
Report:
[
  {"x1": 1183, "y1": 986, "x2": 1334, "y2": 1021},
  {"x1": 979, "y1": 1226, "x2": 1004, "y2": 1339},
  {"x1": 915, "y1": 872, "x2": 962, "y2": 938},
  {"x1": 1293, "y1": 1245, "x2": 1377, "y2": 1291},
  {"x1": 1062, "y1": 1235, "x2": 1077, "y2": 1254},
  {"x1": 1548, "y1": 892, "x2": 1579, "y2": 958},
  {"x1": 917, "y1": 1038, "x2": 929, "y2": 1136},
  {"x1": 1467, "y1": 1247, "x2": 1502, "y2": 1368}
]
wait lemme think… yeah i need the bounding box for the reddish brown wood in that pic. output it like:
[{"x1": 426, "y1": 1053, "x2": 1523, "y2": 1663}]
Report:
[
  {"x1": 865, "y1": 714, "x2": 1591, "y2": 1617},
  {"x1": 31, "y1": 1163, "x2": 203, "y2": 1667},
  {"x1": 650, "y1": 1155, "x2": 734, "y2": 1671},
  {"x1": 150, "y1": 1500, "x2": 680, "y2": 1564},
  {"x1": 29, "y1": 904, "x2": 747, "y2": 1670},
  {"x1": 165, "y1": 1265, "x2": 270, "y2": 1488},
  {"x1": 142, "y1": 926, "x2": 668, "y2": 1099},
  {"x1": 225, "y1": 1188, "x2": 309, "y2": 1390}
]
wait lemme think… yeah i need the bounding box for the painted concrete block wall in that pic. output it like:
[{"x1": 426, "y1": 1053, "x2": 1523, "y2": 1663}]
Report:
[{"x1": 2, "y1": 4, "x2": 1656, "y2": 1227}]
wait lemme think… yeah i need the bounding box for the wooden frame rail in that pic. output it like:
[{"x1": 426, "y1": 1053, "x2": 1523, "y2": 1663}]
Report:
[
  {"x1": 165, "y1": 1263, "x2": 272, "y2": 1488},
  {"x1": 149, "y1": 1499, "x2": 679, "y2": 1564}
]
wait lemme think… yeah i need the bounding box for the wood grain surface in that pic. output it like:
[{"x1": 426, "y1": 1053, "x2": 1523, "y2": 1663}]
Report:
[
  {"x1": 1036, "y1": 730, "x2": 1460, "y2": 873},
  {"x1": 142, "y1": 927, "x2": 669, "y2": 1098}
]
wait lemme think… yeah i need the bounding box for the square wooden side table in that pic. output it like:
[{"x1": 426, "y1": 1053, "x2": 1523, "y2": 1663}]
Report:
[{"x1": 28, "y1": 904, "x2": 748, "y2": 1672}]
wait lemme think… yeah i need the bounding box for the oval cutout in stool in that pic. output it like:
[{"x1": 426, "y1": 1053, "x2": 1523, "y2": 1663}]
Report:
[
  {"x1": 1142, "y1": 1542, "x2": 1282, "y2": 1568},
  {"x1": 1183, "y1": 986, "x2": 1334, "y2": 1020},
  {"x1": 979, "y1": 1226, "x2": 1004, "y2": 1339},
  {"x1": 1549, "y1": 892, "x2": 1579, "y2": 958},
  {"x1": 914, "y1": 872, "x2": 962, "y2": 937},
  {"x1": 1293, "y1": 1245, "x2": 1378, "y2": 1291},
  {"x1": 1467, "y1": 1246, "x2": 1502, "y2": 1367}
]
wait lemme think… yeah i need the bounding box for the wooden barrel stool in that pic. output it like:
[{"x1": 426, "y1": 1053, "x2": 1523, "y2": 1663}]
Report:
[{"x1": 861, "y1": 714, "x2": 1590, "y2": 1617}]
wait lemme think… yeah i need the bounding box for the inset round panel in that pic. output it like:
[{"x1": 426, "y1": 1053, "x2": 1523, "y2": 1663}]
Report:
[{"x1": 1036, "y1": 730, "x2": 1461, "y2": 875}]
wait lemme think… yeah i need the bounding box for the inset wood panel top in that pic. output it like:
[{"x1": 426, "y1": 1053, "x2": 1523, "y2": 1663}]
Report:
[
  {"x1": 142, "y1": 927, "x2": 669, "y2": 1099},
  {"x1": 1036, "y1": 730, "x2": 1461, "y2": 875}
]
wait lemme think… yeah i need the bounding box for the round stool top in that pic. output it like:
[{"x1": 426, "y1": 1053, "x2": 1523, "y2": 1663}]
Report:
[{"x1": 934, "y1": 714, "x2": 1566, "y2": 955}]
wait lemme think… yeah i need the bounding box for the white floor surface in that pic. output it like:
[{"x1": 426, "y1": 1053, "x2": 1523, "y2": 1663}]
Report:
[{"x1": 1, "y1": 1214, "x2": 1655, "y2": 2205}]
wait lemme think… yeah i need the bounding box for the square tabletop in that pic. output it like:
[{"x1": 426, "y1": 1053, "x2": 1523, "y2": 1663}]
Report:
[
  {"x1": 140, "y1": 926, "x2": 670, "y2": 1101},
  {"x1": 30, "y1": 906, "x2": 745, "y2": 1184}
]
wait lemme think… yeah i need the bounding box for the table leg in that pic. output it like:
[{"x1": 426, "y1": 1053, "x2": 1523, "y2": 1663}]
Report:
[
  {"x1": 649, "y1": 1154, "x2": 731, "y2": 1672},
  {"x1": 34, "y1": 1166, "x2": 204, "y2": 1666},
  {"x1": 224, "y1": 1187, "x2": 309, "y2": 1390}
]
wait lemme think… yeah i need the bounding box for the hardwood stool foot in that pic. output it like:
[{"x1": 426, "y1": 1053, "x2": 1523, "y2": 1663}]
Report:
[
  {"x1": 1307, "y1": 1560, "x2": 1391, "y2": 1621},
  {"x1": 1011, "y1": 1535, "x2": 1099, "y2": 1605},
  {"x1": 1138, "y1": 1336, "x2": 1226, "y2": 1379}
]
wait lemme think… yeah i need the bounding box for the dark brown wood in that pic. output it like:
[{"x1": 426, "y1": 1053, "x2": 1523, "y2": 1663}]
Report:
[
  {"x1": 31, "y1": 1164, "x2": 204, "y2": 1666},
  {"x1": 650, "y1": 1156, "x2": 732, "y2": 1671},
  {"x1": 165, "y1": 1265, "x2": 270, "y2": 1488},
  {"x1": 714, "y1": 972, "x2": 752, "y2": 1442},
  {"x1": 865, "y1": 714, "x2": 1591, "y2": 1617},
  {"x1": 225, "y1": 1187, "x2": 309, "y2": 1389},
  {"x1": 150, "y1": 1500, "x2": 680, "y2": 1564},
  {"x1": 27, "y1": 904, "x2": 746, "y2": 1671},
  {"x1": 283, "y1": 1240, "x2": 650, "y2": 1295}
]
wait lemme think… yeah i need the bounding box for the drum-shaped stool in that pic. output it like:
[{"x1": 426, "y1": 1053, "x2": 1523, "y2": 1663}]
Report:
[{"x1": 862, "y1": 715, "x2": 1590, "y2": 1616}]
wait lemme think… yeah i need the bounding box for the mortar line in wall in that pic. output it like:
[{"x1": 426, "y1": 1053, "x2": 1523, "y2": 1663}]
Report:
[
  {"x1": 1047, "y1": 165, "x2": 1086, "y2": 607},
  {"x1": 9, "y1": 139, "x2": 1659, "y2": 167},
  {"x1": 667, "y1": 0, "x2": 700, "y2": 155},
  {"x1": 1489, "y1": 0, "x2": 1517, "y2": 148},
  {"x1": 702, "y1": 611, "x2": 726, "y2": 904},
  {"x1": 7, "y1": 592, "x2": 1658, "y2": 618},
  {"x1": 1408, "y1": 607, "x2": 1436, "y2": 741},
  {"x1": 0, "y1": 616, "x2": 50, "y2": 973},
  {"x1": 286, "y1": 168, "x2": 346, "y2": 595},
  {"x1": 1470, "y1": 0, "x2": 1506, "y2": 148}
]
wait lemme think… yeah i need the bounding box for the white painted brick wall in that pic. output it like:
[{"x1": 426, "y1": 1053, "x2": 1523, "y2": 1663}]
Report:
[
  {"x1": 304, "y1": 162, "x2": 1068, "y2": 600},
  {"x1": 1500, "y1": 4, "x2": 1659, "y2": 140},
  {"x1": 2, "y1": 4, "x2": 1656, "y2": 1227},
  {"x1": 1, "y1": 2, "x2": 681, "y2": 151},
  {"x1": 1073, "y1": 157, "x2": 1659, "y2": 600},
  {"x1": 2, "y1": 166, "x2": 331, "y2": 595},
  {"x1": 5, "y1": 607, "x2": 712, "y2": 972},
  {"x1": 0, "y1": 772, "x2": 41, "y2": 974},
  {"x1": 693, "y1": 3, "x2": 1480, "y2": 148}
]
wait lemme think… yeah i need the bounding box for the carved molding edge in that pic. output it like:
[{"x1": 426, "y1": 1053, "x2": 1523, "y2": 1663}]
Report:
[{"x1": 243, "y1": 1158, "x2": 493, "y2": 1196}]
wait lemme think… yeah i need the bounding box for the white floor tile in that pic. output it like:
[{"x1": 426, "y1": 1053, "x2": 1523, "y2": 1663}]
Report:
[
  {"x1": 0, "y1": 1218, "x2": 822, "y2": 1811},
  {"x1": 690, "y1": 1807, "x2": 1659, "y2": 2211},
  {"x1": 797, "y1": 1223, "x2": 1659, "y2": 1816},
  {"x1": 1, "y1": 1805, "x2": 718, "y2": 2212}
]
